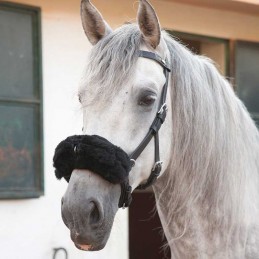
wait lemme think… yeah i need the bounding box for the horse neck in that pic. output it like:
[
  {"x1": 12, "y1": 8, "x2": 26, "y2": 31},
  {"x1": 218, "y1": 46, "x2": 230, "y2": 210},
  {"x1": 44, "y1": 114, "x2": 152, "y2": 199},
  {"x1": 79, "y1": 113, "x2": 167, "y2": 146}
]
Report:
[
  {"x1": 152, "y1": 172, "x2": 259, "y2": 259},
  {"x1": 151, "y1": 74, "x2": 259, "y2": 258}
]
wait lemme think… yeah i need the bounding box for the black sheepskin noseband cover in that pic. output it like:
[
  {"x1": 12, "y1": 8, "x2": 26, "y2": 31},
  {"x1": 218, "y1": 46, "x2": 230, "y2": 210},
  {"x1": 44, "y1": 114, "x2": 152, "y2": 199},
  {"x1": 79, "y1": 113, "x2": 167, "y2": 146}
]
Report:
[{"x1": 53, "y1": 135, "x2": 132, "y2": 184}]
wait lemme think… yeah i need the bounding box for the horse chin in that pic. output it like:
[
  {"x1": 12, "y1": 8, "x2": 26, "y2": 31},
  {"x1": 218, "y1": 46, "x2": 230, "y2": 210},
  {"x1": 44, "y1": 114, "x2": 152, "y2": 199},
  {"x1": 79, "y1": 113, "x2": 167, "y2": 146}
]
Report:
[
  {"x1": 70, "y1": 227, "x2": 111, "y2": 252},
  {"x1": 69, "y1": 220, "x2": 112, "y2": 252},
  {"x1": 74, "y1": 242, "x2": 106, "y2": 251}
]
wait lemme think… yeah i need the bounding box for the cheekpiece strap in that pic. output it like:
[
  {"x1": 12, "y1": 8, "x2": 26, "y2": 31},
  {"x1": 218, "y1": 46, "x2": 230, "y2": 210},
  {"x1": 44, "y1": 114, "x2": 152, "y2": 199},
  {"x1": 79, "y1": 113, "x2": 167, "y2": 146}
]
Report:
[{"x1": 129, "y1": 50, "x2": 171, "y2": 190}]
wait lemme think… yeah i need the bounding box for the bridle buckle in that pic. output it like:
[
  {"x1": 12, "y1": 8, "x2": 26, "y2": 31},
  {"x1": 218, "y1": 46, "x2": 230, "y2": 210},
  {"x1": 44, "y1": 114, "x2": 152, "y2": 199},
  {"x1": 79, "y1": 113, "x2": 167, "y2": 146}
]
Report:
[
  {"x1": 152, "y1": 161, "x2": 163, "y2": 171},
  {"x1": 158, "y1": 103, "x2": 168, "y2": 115},
  {"x1": 130, "y1": 159, "x2": 136, "y2": 167}
]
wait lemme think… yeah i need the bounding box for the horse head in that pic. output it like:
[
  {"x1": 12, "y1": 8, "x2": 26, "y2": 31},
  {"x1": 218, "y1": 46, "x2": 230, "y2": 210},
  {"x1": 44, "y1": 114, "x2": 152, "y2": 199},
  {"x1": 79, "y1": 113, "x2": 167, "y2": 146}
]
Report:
[{"x1": 56, "y1": 0, "x2": 172, "y2": 251}]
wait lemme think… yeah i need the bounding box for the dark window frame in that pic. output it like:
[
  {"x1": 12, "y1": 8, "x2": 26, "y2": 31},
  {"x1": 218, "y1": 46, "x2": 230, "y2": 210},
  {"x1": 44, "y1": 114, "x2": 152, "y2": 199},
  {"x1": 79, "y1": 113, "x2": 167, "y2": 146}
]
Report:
[
  {"x1": 168, "y1": 30, "x2": 230, "y2": 77},
  {"x1": 167, "y1": 31, "x2": 258, "y2": 126},
  {"x1": 0, "y1": 2, "x2": 44, "y2": 199},
  {"x1": 234, "y1": 40, "x2": 259, "y2": 126}
]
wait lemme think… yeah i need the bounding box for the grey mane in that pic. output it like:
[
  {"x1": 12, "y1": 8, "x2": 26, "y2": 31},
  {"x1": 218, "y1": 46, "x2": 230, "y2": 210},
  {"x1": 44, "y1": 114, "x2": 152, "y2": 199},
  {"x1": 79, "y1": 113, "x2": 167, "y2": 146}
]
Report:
[{"x1": 161, "y1": 33, "x2": 259, "y2": 252}]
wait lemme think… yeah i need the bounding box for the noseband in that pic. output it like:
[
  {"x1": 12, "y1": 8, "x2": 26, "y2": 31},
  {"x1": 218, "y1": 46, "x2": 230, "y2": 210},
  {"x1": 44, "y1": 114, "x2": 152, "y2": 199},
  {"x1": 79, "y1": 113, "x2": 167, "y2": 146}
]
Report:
[{"x1": 53, "y1": 50, "x2": 171, "y2": 209}]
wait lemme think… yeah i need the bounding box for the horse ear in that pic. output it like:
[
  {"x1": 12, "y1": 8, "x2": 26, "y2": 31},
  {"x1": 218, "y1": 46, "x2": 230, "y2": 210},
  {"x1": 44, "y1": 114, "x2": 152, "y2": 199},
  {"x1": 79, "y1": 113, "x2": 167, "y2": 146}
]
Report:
[
  {"x1": 80, "y1": 0, "x2": 112, "y2": 45},
  {"x1": 137, "y1": 0, "x2": 161, "y2": 49}
]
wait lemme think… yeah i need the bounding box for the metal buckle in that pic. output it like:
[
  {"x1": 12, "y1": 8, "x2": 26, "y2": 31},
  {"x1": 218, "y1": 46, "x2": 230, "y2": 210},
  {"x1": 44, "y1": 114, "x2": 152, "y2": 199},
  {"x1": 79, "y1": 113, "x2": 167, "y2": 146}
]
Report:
[
  {"x1": 130, "y1": 159, "x2": 136, "y2": 167},
  {"x1": 152, "y1": 161, "x2": 163, "y2": 171},
  {"x1": 160, "y1": 58, "x2": 171, "y2": 72},
  {"x1": 158, "y1": 103, "x2": 168, "y2": 115}
]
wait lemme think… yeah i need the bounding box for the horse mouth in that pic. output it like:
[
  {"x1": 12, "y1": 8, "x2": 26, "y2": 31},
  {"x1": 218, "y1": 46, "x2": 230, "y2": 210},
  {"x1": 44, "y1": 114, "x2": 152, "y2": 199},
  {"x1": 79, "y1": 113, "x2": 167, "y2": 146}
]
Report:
[
  {"x1": 74, "y1": 242, "x2": 105, "y2": 251},
  {"x1": 70, "y1": 229, "x2": 108, "y2": 252}
]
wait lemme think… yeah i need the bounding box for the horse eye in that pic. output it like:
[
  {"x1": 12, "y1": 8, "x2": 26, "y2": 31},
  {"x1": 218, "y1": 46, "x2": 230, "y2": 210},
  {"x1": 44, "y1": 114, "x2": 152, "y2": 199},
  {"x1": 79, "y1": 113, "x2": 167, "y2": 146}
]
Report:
[
  {"x1": 138, "y1": 94, "x2": 156, "y2": 106},
  {"x1": 78, "y1": 95, "x2": 82, "y2": 103}
]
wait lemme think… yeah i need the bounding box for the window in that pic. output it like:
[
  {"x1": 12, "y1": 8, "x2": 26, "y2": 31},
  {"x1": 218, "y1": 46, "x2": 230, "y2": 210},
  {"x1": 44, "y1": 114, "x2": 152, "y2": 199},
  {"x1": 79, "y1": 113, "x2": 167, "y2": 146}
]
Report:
[
  {"x1": 171, "y1": 31, "x2": 230, "y2": 76},
  {"x1": 0, "y1": 3, "x2": 43, "y2": 198},
  {"x1": 235, "y1": 41, "x2": 259, "y2": 126}
]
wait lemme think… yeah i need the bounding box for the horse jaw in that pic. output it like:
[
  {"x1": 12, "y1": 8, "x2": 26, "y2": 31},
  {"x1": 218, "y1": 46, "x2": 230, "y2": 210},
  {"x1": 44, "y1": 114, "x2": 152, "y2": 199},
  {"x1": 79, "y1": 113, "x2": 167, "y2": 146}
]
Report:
[{"x1": 61, "y1": 169, "x2": 120, "y2": 251}]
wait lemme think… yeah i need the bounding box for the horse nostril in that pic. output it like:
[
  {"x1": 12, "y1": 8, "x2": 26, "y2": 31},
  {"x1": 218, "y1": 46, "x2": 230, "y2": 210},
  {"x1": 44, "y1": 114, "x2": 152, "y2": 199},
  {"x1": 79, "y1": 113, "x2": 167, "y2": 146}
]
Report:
[
  {"x1": 89, "y1": 201, "x2": 102, "y2": 225},
  {"x1": 61, "y1": 197, "x2": 64, "y2": 206}
]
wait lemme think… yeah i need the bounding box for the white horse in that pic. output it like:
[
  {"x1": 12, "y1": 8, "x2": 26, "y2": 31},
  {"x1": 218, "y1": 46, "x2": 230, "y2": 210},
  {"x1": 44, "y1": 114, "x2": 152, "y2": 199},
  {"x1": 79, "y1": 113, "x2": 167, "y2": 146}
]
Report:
[{"x1": 60, "y1": 0, "x2": 259, "y2": 257}]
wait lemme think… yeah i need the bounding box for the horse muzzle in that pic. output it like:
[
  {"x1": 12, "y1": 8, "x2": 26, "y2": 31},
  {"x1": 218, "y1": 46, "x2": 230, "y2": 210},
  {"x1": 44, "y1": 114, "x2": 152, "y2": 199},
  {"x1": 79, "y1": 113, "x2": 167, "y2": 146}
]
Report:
[
  {"x1": 54, "y1": 135, "x2": 132, "y2": 250},
  {"x1": 61, "y1": 169, "x2": 120, "y2": 251}
]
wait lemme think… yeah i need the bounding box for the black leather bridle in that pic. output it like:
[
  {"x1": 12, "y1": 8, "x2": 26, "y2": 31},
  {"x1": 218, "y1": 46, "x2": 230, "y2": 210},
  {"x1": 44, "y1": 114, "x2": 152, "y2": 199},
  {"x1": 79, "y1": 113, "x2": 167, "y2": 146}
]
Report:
[
  {"x1": 119, "y1": 50, "x2": 171, "y2": 208},
  {"x1": 53, "y1": 50, "x2": 171, "y2": 209}
]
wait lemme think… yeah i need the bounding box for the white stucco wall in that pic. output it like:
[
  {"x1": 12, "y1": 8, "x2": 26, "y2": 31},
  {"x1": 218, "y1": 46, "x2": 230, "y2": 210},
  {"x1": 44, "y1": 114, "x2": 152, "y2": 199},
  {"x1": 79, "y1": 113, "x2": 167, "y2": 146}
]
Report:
[{"x1": 0, "y1": 1, "x2": 128, "y2": 259}]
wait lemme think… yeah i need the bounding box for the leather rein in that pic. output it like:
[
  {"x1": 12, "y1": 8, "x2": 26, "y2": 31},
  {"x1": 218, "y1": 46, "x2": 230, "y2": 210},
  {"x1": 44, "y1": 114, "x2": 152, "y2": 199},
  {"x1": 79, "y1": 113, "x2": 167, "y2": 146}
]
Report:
[{"x1": 119, "y1": 50, "x2": 171, "y2": 208}]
